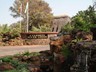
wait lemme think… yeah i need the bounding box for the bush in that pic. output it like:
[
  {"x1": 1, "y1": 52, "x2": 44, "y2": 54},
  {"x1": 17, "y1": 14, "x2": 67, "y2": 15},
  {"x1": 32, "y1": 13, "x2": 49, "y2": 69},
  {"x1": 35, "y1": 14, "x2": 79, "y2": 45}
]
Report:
[
  {"x1": 58, "y1": 23, "x2": 74, "y2": 36},
  {"x1": 10, "y1": 28, "x2": 20, "y2": 38},
  {"x1": 0, "y1": 52, "x2": 40, "y2": 72},
  {"x1": 72, "y1": 6, "x2": 96, "y2": 32},
  {"x1": 31, "y1": 25, "x2": 51, "y2": 32},
  {"x1": 61, "y1": 44, "x2": 72, "y2": 59}
]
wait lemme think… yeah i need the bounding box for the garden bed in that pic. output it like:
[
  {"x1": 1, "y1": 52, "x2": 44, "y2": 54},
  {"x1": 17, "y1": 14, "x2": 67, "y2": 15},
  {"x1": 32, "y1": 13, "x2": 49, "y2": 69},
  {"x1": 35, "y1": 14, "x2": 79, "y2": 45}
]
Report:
[{"x1": 0, "y1": 51, "x2": 53, "y2": 72}]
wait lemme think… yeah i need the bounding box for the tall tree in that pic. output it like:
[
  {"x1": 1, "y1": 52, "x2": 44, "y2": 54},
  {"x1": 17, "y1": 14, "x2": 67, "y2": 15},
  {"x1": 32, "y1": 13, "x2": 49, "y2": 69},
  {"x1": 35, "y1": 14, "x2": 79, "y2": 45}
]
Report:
[{"x1": 10, "y1": 0, "x2": 53, "y2": 31}]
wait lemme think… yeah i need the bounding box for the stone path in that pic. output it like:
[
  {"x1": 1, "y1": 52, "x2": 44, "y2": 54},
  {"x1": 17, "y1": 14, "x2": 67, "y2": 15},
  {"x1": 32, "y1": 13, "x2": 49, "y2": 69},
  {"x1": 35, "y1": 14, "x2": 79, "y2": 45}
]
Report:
[{"x1": 0, "y1": 45, "x2": 50, "y2": 57}]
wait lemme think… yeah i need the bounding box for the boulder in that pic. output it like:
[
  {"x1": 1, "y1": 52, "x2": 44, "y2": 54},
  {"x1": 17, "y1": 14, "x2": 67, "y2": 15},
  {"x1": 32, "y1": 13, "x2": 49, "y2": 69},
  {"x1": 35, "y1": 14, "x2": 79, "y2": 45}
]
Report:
[
  {"x1": 0, "y1": 63, "x2": 14, "y2": 71},
  {"x1": 50, "y1": 35, "x2": 72, "y2": 54}
]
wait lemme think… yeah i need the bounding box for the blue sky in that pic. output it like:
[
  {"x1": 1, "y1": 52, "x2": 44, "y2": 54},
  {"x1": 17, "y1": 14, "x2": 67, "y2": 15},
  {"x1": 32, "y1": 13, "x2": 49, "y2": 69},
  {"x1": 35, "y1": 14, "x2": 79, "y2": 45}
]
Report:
[{"x1": 0, "y1": 0, "x2": 93, "y2": 25}]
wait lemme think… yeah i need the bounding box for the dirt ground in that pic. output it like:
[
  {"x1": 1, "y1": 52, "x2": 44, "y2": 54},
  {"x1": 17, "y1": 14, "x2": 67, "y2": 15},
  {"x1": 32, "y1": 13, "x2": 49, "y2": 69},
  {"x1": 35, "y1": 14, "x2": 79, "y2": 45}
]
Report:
[{"x1": 0, "y1": 45, "x2": 50, "y2": 57}]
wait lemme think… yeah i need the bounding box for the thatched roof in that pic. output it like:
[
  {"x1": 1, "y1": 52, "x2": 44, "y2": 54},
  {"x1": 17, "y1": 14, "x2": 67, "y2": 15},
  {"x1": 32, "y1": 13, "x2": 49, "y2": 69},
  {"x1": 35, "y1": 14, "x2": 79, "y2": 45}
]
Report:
[{"x1": 54, "y1": 15, "x2": 70, "y2": 19}]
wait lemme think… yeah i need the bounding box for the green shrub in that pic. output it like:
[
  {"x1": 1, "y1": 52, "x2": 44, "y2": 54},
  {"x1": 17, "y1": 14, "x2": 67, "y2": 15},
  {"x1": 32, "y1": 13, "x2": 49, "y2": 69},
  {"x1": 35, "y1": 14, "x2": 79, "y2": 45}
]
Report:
[
  {"x1": 61, "y1": 23, "x2": 74, "y2": 34},
  {"x1": 31, "y1": 25, "x2": 51, "y2": 32},
  {"x1": 22, "y1": 51, "x2": 31, "y2": 56},
  {"x1": 0, "y1": 56, "x2": 12, "y2": 62},
  {"x1": 22, "y1": 51, "x2": 40, "y2": 56},
  {"x1": 4, "y1": 68, "x2": 29, "y2": 72},
  {"x1": 10, "y1": 28, "x2": 20, "y2": 38},
  {"x1": 10, "y1": 60, "x2": 20, "y2": 67},
  {"x1": 72, "y1": 6, "x2": 96, "y2": 32},
  {"x1": 61, "y1": 44, "x2": 72, "y2": 59}
]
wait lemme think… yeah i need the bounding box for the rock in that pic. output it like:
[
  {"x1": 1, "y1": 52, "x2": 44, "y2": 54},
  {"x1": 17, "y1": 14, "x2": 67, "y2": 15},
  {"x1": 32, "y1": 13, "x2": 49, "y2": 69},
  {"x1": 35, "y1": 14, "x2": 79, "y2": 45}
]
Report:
[
  {"x1": 39, "y1": 50, "x2": 52, "y2": 56},
  {"x1": 39, "y1": 51, "x2": 54, "y2": 72},
  {"x1": 28, "y1": 65, "x2": 41, "y2": 72},
  {"x1": 16, "y1": 37, "x2": 21, "y2": 40},
  {"x1": 50, "y1": 34, "x2": 73, "y2": 72},
  {"x1": 63, "y1": 35, "x2": 72, "y2": 43},
  {"x1": 50, "y1": 35, "x2": 72, "y2": 54},
  {"x1": 50, "y1": 36, "x2": 63, "y2": 53},
  {"x1": 76, "y1": 31, "x2": 93, "y2": 41},
  {"x1": 0, "y1": 63, "x2": 14, "y2": 71},
  {"x1": 21, "y1": 56, "x2": 29, "y2": 61},
  {"x1": 29, "y1": 56, "x2": 40, "y2": 66}
]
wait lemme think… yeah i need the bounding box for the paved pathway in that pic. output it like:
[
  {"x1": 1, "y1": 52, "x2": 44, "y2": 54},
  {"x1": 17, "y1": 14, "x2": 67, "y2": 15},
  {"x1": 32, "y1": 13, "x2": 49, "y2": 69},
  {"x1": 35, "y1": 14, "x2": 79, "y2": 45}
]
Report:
[{"x1": 0, "y1": 45, "x2": 50, "y2": 57}]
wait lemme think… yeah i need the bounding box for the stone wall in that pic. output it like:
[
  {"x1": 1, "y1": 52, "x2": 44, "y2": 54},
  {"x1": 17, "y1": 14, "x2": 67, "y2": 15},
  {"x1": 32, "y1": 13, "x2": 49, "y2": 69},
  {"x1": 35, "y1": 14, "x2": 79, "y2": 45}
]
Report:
[
  {"x1": 23, "y1": 34, "x2": 57, "y2": 45},
  {"x1": 0, "y1": 33, "x2": 57, "y2": 46},
  {"x1": 24, "y1": 39, "x2": 50, "y2": 45}
]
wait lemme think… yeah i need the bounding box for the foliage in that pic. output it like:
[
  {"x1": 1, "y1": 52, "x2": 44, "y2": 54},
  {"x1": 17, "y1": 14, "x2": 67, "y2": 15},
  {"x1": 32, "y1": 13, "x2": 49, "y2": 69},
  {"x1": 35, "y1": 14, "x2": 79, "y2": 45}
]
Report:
[
  {"x1": 39, "y1": 25, "x2": 51, "y2": 32},
  {"x1": 10, "y1": 0, "x2": 53, "y2": 31},
  {"x1": 4, "y1": 68, "x2": 29, "y2": 72},
  {"x1": 31, "y1": 26, "x2": 41, "y2": 32},
  {"x1": 10, "y1": 22, "x2": 21, "y2": 34},
  {"x1": 0, "y1": 24, "x2": 11, "y2": 34},
  {"x1": 22, "y1": 51, "x2": 40, "y2": 57},
  {"x1": 0, "y1": 52, "x2": 40, "y2": 72},
  {"x1": 58, "y1": 23, "x2": 74, "y2": 36},
  {"x1": 22, "y1": 51, "x2": 31, "y2": 56},
  {"x1": 0, "y1": 24, "x2": 21, "y2": 41},
  {"x1": 14, "y1": 51, "x2": 40, "y2": 57},
  {"x1": 61, "y1": 23, "x2": 74, "y2": 34},
  {"x1": 72, "y1": 38, "x2": 83, "y2": 43},
  {"x1": 0, "y1": 56, "x2": 12, "y2": 62},
  {"x1": 4, "y1": 67, "x2": 29, "y2": 72},
  {"x1": 10, "y1": 28, "x2": 20, "y2": 38},
  {"x1": 72, "y1": 6, "x2": 96, "y2": 32},
  {"x1": 31, "y1": 25, "x2": 51, "y2": 32},
  {"x1": 61, "y1": 44, "x2": 72, "y2": 59}
]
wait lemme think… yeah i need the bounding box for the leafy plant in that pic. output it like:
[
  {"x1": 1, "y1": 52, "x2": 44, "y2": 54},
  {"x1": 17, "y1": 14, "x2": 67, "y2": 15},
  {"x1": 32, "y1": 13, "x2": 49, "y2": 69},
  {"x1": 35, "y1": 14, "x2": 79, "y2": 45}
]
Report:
[
  {"x1": 31, "y1": 26, "x2": 41, "y2": 32},
  {"x1": 30, "y1": 52, "x2": 40, "y2": 56},
  {"x1": 39, "y1": 24, "x2": 51, "y2": 32},
  {"x1": 0, "y1": 56, "x2": 12, "y2": 62},
  {"x1": 0, "y1": 24, "x2": 11, "y2": 34},
  {"x1": 0, "y1": 52, "x2": 41, "y2": 72},
  {"x1": 72, "y1": 38, "x2": 83, "y2": 43},
  {"x1": 61, "y1": 44, "x2": 72, "y2": 59},
  {"x1": 4, "y1": 68, "x2": 29, "y2": 72},
  {"x1": 0, "y1": 24, "x2": 21, "y2": 43},
  {"x1": 72, "y1": 6, "x2": 96, "y2": 32},
  {"x1": 31, "y1": 25, "x2": 51, "y2": 32},
  {"x1": 18, "y1": 67, "x2": 29, "y2": 72},
  {"x1": 10, "y1": 60, "x2": 20, "y2": 67},
  {"x1": 60, "y1": 23, "x2": 74, "y2": 34},
  {"x1": 22, "y1": 51, "x2": 31, "y2": 56},
  {"x1": 14, "y1": 51, "x2": 40, "y2": 57},
  {"x1": 4, "y1": 69, "x2": 18, "y2": 72},
  {"x1": 10, "y1": 28, "x2": 20, "y2": 38}
]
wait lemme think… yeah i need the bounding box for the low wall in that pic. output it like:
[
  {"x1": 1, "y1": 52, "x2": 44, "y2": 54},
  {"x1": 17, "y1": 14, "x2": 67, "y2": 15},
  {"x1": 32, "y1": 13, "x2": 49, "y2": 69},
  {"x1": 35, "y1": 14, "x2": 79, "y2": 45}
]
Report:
[
  {"x1": 23, "y1": 39, "x2": 49, "y2": 45},
  {"x1": 21, "y1": 32, "x2": 58, "y2": 45}
]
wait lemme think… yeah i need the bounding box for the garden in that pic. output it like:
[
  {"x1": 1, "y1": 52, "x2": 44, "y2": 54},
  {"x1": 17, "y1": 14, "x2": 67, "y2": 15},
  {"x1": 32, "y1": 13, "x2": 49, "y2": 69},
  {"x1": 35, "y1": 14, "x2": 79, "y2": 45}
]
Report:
[
  {"x1": 0, "y1": 30, "x2": 96, "y2": 72},
  {"x1": 0, "y1": 0, "x2": 96, "y2": 72}
]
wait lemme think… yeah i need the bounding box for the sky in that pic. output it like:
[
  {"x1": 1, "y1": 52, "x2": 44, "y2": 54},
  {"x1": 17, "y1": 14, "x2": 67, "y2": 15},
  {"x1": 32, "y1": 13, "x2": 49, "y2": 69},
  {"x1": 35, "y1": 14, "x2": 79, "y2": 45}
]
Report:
[{"x1": 0, "y1": 0, "x2": 93, "y2": 25}]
